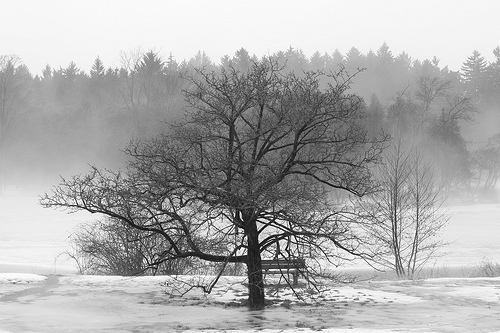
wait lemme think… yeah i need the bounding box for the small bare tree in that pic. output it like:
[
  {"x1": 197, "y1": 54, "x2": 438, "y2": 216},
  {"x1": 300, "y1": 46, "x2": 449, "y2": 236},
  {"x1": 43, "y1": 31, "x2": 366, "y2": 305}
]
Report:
[{"x1": 358, "y1": 136, "x2": 449, "y2": 278}]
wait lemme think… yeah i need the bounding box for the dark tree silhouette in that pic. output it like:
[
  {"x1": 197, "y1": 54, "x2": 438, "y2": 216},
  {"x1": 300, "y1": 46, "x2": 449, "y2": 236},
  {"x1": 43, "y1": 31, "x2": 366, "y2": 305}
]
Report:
[{"x1": 40, "y1": 58, "x2": 385, "y2": 309}]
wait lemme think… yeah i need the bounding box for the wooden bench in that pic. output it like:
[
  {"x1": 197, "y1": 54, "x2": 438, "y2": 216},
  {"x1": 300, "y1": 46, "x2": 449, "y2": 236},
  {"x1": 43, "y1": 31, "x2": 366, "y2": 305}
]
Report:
[{"x1": 261, "y1": 258, "x2": 306, "y2": 285}]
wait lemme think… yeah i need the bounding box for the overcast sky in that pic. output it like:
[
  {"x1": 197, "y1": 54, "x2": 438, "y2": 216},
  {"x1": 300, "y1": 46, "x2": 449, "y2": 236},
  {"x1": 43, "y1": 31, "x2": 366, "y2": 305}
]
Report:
[{"x1": 2, "y1": 0, "x2": 499, "y2": 75}]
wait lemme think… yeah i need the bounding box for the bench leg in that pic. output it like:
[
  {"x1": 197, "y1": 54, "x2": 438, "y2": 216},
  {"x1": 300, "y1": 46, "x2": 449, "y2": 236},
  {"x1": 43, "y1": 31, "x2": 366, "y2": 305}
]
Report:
[{"x1": 293, "y1": 271, "x2": 298, "y2": 286}]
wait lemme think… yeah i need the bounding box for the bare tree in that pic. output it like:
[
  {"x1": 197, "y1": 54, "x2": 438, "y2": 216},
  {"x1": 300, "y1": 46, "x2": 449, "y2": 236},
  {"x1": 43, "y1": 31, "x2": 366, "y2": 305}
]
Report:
[
  {"x1": 415, "y1": 75, "x2": 451, "y2": 113},
  {"x1": 358, "y1": 137, "x2": 449, "y2": 278},
  {"x1": 41, "y1": 58, "x2": 386, "y2": 309}
]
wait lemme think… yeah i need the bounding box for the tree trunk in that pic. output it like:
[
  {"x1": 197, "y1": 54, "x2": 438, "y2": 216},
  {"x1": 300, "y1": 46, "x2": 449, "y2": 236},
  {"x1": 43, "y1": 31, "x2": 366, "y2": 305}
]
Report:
[{"x1": 245, "y1": 218, "x2": 265, "y2": 310}]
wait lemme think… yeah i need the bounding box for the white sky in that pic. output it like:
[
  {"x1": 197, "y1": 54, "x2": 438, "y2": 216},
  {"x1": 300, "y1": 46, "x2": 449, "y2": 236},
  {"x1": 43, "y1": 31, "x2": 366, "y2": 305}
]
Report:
[{"x1": 1, "y1": 0, "x2": 499, "y2": 75}]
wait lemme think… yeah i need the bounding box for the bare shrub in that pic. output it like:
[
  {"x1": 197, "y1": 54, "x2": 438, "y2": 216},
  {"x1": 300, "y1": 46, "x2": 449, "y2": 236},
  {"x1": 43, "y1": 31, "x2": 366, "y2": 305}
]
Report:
[
  {"x1": 471, "y1": 259, "x2": 500, "y2": 277},
  {"x1": 66, "y1": 217, "x2": 195, "y2": 276}
]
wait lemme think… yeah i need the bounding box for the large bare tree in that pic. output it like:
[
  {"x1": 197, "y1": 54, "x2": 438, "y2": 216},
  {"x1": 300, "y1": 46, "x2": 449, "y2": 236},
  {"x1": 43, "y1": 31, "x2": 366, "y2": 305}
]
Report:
[{"x1": 41, "y1": 58, "x2": 385, "y2": 309}]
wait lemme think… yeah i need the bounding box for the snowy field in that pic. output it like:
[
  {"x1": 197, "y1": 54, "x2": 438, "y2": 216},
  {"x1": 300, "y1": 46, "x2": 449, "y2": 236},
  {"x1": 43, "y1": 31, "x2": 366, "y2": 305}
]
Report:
[
  {"x1": 1, "y1": 195, "x2": 500, "y2": 332},
  {"x1": 1, "y1": 273, "x2": 500, "y2": 332},
  {"x1": 0, "y1": 195, "x2": 92, "y2": 274}
]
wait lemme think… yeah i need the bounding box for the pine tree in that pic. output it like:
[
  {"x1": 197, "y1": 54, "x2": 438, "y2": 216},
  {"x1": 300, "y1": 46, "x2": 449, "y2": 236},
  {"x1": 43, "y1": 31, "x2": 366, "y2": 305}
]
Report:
[
  {"x1": 461, "y1": 50, "x2": 488, "y2": 100},
  {"x1": 42, "y1": 64, "x2": 52, "y2": 79},
  {"x1": 485, "y1": 47, "x2": 500, "y2": 103},
  {"x1": 376, "y1": 42, "x2": 393, "y2": 63},
  {"x1": 309, "y1": 51, "x2": 324, "y2": 71},
  {"x1": 90, "y1": 57, "x2": 105, "y2": 78},
  {"x1": 233, "y1": 48, "x2": 252, "y2": 72},
  {"x1": 331, "y1": 49, "x2": 344, "y2": 68}
]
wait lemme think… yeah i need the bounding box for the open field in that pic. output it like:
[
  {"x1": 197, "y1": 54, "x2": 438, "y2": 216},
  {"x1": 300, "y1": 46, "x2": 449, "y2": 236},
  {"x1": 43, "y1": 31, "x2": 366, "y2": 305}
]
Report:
[{"x1": 0, "y1": 195, "x2": 92, "y2": 274}]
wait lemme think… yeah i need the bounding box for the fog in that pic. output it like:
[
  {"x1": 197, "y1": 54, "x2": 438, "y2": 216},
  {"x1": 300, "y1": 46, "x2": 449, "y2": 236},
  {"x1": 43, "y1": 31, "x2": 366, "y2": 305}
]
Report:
[{"x1": 1, "y1": 46, "x2": 499, "y2": 201}]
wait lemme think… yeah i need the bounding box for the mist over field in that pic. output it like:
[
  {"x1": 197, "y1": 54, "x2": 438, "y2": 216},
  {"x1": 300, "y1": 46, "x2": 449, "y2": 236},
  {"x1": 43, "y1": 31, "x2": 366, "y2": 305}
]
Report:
[{"x1": 0, "y1": 46, "x2": 500, "y2": 197}]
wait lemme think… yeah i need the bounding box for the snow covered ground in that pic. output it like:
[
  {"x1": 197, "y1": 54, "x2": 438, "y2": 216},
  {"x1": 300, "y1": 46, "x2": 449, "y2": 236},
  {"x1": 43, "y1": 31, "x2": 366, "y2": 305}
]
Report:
[
  {"x1": 1, "y1": 273, "x2": 500, "y2": 332},
  {"x1": 1, "y1": 195, "x2": 500, "y2": 332},
  {"x1": 439, "y1": 204, "x2": 500, "y2": 267}
]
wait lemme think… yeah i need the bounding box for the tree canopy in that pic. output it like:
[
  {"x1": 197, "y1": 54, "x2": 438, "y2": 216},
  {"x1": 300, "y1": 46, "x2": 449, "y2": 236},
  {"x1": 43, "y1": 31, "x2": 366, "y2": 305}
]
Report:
[{"x1": 41, "y1": 58, "x2": 386, "y2": 309}]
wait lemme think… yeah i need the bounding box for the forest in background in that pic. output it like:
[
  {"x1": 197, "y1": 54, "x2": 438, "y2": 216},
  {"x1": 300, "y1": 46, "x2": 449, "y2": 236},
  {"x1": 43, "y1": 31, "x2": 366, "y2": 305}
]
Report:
[{"x1": 1, "y1": 44, "x2": 500, "y2": 200}]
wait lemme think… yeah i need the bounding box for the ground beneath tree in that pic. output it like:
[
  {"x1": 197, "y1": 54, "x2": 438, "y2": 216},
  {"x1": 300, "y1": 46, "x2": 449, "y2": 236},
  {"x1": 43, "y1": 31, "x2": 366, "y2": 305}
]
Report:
[{"x1": 1, "y1": 274, "x2": 500, "y2": 332}]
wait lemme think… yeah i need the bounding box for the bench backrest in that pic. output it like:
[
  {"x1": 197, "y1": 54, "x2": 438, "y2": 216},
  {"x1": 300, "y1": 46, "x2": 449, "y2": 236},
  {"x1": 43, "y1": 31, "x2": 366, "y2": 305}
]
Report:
[{"x1": 261, "y1": 258, "x2": 306, "y2": 270}]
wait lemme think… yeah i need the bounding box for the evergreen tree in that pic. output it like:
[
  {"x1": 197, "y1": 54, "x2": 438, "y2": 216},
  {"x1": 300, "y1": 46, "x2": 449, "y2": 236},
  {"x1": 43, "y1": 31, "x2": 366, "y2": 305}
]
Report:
[
  {"x1": 188, "y1": 50, "x2": 213, "y2": 69},
  {"x1": 461, "y1": 50, "x2": 488, "y2": 101},
  {"x1": 428, "y1": 110, "x2": 471, "y2": 190},
  {"x1": 90, "y1": 57, "x2": 105, "y2": 78},
  {"x1": 376, "y1": 42, "x2": 393, "y2": 63},
  {"x1": 345, "y1": 47, "x2": 362, "y2": 66},
  {"x1": 375, "y1": 43, "x2": 395, "y2": 101},
  {"x1": 166, "y1": 53, "x2": 178, "y2": 71},
  {"x1": 330, "y1": 49, "x2": 344, "y2": 68},
  {"x1": 63, "y1": 61, "x2": 81, "y2": 82},
  {"x1": 365, "y1": 94, "x2": 386, "y2": 138},
  {"x1": 484, "y1": 47, "x2": 500, "y2": 104},
  {"x1": 220, "y1": 54, "x2": 232, "y2": 69},
  {"x1": 233, "y1": 47, "x2": 252, "y2": 72},
  {"x1": 42, "y1": 64, "x2": 52, "y2": 80},
  {"x1": 386, "y1": 96, "x2": 421, "y2": 135},
  {"x1": 309, "y1": 51, "x2": 325, "y2": 71},
  {"x1": 283, "y1": 46, "x2": 308, "y2": 73}
]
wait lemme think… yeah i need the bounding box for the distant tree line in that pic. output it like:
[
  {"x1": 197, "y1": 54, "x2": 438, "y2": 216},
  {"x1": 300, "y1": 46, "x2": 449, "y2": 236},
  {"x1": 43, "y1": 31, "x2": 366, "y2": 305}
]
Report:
[{"x1": 2, "y1": 45, "x2": 500, "y2": 199}]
